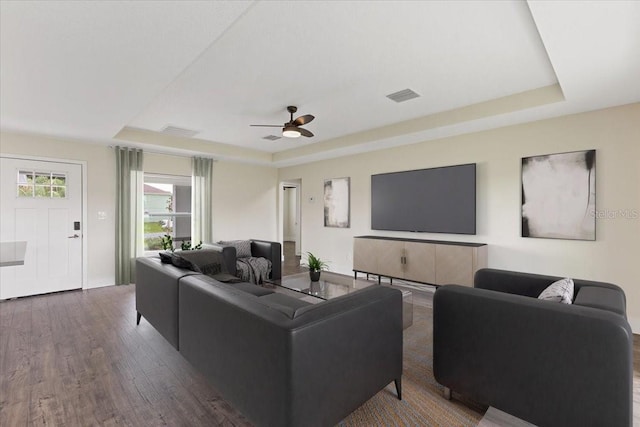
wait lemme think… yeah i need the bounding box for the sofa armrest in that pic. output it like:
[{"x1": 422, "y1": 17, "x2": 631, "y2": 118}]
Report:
[
  {"x1": 474, "y1": 268, "x2": 626, "y2": 302},
  {"x1": 201, "y1": 243, "x2": 237, "y2": 276},
  {"x1": 286, "y1": 286, "x2": 403, "y2": 426},
  {"x1": 135, "y1": 257, "x2": 199, "y2": 349},
  {"x1": 433, "y1": 285, "x2": 632, "y2": 427},
  {"x1": 251, "y1": 239, "x2": 282, "y2": 280},
  {"x1": 574, "y1": 286, "x2": 626, "y2": 316}
]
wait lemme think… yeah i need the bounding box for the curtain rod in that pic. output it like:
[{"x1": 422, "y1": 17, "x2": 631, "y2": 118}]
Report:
[{"x1": 108, "y1": 145, "x2": 217, "y2": 161}]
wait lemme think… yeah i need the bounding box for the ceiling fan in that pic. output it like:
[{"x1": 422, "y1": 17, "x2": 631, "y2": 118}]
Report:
[{"x1": 250, "y1": 106, "x2": 315, "y2": 138}]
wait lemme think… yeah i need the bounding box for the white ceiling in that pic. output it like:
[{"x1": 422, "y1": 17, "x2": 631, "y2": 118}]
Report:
[{"x1": 1, "y1": 1, "x2": 639, "y2": 166}]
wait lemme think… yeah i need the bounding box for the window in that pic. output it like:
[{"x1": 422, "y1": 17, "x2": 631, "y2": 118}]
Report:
[
  {"x1": 17, "y1": 170, "x2": 67, "y2": 198},
  {"x1": 144, "y1": 174, "x2": 191, "y2": 252}
]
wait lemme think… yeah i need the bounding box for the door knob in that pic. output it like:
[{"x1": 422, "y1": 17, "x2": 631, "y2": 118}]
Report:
[{"x1": 67, "y1": 234, "x2": 80, "y2": 239}]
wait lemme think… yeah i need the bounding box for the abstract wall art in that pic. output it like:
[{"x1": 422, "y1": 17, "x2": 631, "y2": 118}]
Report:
[
  {"x1": 324, "y1": 177, "x2": 350, "y2": 228},
  {"x1": 521, "y1": 150, "x2": 596, "y2": 240}
]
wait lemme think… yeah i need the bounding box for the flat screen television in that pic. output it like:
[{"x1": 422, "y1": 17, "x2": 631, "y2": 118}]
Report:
[{"x1": 371, "y1": 163, "x2": 476, "y2": 234}]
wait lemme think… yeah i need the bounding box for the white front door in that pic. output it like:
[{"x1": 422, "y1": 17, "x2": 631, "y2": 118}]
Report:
[{"x1": 0, "y1": 157, "x2": 83, "y2": 299}]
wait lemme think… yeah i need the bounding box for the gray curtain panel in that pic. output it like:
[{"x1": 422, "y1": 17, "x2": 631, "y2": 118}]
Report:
[
  {"x1": 191, "y1": 157, "x2": 213, "y2": 244},
  {"x1": 115, "y1": 147, "x2": 143, "y2": 285}
]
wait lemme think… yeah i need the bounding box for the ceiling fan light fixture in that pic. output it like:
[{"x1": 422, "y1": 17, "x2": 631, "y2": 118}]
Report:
[
  {"x1": 251, "y1": 106, "x2": 314, "y2": 139},
  {"x1": 282, "y1": 126, "x2": 301, "y2": 138}
]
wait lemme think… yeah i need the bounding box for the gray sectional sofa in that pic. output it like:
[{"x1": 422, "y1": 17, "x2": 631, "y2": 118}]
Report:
[
  {"x1": 433, "y1": 268, "x2": 632, "y2": 427},
  {"x1": 135, "y1": 246, "x2": 403, "y2": 427},
  {"x1": 136, "y1": 239, "x2": 282, "y2": 349}
]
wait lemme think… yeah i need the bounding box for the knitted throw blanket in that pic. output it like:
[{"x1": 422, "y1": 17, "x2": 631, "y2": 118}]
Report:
[{"x1": 236, "y1": 257, "x2": 272, "y2": 284}]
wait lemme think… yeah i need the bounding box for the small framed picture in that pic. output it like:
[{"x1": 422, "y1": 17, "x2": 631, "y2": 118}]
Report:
[{"x1": 324, "y1": 177, "x2": 350, "y2": 228}]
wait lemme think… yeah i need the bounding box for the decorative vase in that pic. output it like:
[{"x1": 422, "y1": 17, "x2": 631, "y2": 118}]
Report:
[{"x1": 309, "y1": 270, "x2": 321, "y2": 282}]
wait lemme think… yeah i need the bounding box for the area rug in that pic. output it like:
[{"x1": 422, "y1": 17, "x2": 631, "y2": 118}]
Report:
[
  {"x1": 339, "y1": 300, "x2": 485, "y2": 426},
  {"x1": 477, "y1": 407, "x2": 536, "y2": 427}
]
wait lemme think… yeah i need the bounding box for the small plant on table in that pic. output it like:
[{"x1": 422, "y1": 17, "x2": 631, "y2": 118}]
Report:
[{"x1": 303, "y1": 252, "x2": 329, "y2": 281}]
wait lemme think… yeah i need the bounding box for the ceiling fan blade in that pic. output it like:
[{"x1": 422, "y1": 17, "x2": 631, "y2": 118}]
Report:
[
  {"x1": 293, "y1": 114, "x2": 314, "y2": 126},
  {"x1": 298, "y1": 127, "x2": 314, "y2": 138},
  {"x1": 250, "y1": 124, "x2": 282, "y2": 127}
]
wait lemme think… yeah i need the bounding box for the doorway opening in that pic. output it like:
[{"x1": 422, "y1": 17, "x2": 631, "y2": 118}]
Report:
[{"x1": 280, "y1": 179, "x2": 304, "y2": 276}]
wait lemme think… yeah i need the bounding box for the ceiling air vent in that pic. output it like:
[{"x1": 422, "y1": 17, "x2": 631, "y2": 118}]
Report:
[
  {"x1": 386, "y1": 88, "x2": 420, "y2": 103},
  {"x1": 262, "y1": 135, "x2": 281, "y2": 141},
  {"x1": 161, "y1": 125, "x2": 199, "y2": 138}
]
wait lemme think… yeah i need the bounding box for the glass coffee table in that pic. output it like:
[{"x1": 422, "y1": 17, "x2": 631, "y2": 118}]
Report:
[
  {"x1": 263, "y1": 271, "x2": 413, "y2": 329},
  {"x1": 264, "y1": 271, "x2": 375, "y2": 300}
]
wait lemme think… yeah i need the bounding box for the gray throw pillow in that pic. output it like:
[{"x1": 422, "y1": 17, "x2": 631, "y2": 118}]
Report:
[
  {"x1": 171, "y1": 249, "x2": 225, "y2": 275},
  {"x1": 158, "y1": 251, "x2": 175, "y2": 264},
  {"x1": 169, "y1": 251, "x2": 194, "y2": 269},
  {"x1": 218, "y1": 240, "x2": 252, "y2": 258},
  {"x1": 538, "y1": 278, "x2": 574, "y2": 304}
]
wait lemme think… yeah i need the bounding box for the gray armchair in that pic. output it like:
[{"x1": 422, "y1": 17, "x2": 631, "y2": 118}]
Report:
[{"x1": 433, "y1": 268, "x2": 632, "y2": 427}]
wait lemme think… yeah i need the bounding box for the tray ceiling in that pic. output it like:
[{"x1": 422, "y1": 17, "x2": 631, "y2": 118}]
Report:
[{"x1": 1, "y1": 1, "x2": 638, "y2": 166}]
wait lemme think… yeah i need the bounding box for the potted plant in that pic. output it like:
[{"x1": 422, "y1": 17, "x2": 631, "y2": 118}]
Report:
[
  {"x1": 161, "y1": 234, "x2": 174, "y2": 252},
  {"x1": 303, "y1": 252, "x2": 329, "y2": 282},
  {"x1": 161, "y1": 234, "x2": 203, "y2": 252}
]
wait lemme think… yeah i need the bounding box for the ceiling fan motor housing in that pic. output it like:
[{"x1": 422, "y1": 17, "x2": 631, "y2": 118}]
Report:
[{"x1": 250, "y1": 105, "x2": 314, "y2": 138}]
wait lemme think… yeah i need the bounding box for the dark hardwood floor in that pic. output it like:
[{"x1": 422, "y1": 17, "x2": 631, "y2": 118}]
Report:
[
  {"x1": 2, "y1": 249, "x2": 639, "y2": 425},
  {"x1": 282, "y1": 240, "x2": 305, "y2": 276},
  {"x1": 0, "y1": 286, "x2": 252, "y2": 426}
]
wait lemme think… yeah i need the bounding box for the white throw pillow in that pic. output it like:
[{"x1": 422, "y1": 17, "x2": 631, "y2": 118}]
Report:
[{"x1": 538, "y1": 278, "x2": 574, "y2": 304}]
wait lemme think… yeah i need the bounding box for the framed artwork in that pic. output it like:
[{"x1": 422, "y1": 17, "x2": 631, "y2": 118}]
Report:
[
  {"x1": 324, "y1": 177, "x2": 350, "y2": 228},
  {"x1": 521, "y1": 150, "x2": 596, "y2": 240}
]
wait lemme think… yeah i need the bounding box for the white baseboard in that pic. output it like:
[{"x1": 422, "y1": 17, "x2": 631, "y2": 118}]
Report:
[
  {"x1": 84, "y1": 280, "x2": 115, "y2": 290},
  {"x1": 627, "y1": 316, "x2": 640, "y2": 335}
]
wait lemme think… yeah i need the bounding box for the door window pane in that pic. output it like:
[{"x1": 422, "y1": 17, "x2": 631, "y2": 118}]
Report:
[
  {"x1": 18, "y1": 171, "x2": 34, "y2": 184},
  {"x1": 52, "y1": 174, "x2": 66, "y2": 186},
  {"x1": 17, "y1": 170, "x2": 67, "y2": 198},
  {"x1": 52, "y1": 186, "x2": 66, "y2": 198},
  {"x1": 18, "y1": 185, "x2": 33, "y2": 197},
  {"x1": 35, "y1": 173, "x2": 51, "y2": 185},
  {"x1": 35, "y1": 186, "x2": 51, "y2": 197}
]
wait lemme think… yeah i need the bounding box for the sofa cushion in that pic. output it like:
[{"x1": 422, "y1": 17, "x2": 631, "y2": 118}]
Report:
[
  {"x1": 208, "y1": 272, "x2": 242, "y2": 283},
  {"x1": 574, "y1": 286, "x2": 626, "y2": 316},
  {"x1": 258, "y1": 293, "x2": 313, "y2": 318},
  {"x1": 538, "y1": 278, "x2": 574, "y2": 304},
  {"x1": 232, "y1": 282, "x2": 275, "y2": 297},
  {"x1": 186, "y1": 274, "x2": 307, "y2": 318},
  {"x1": 218, "y1": 240, "x2": 252, "y2": 258}
]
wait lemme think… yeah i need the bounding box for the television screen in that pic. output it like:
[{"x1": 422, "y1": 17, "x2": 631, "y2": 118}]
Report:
[{"x1": 371, "y1": 163, "x2": 476, "y2": 234}]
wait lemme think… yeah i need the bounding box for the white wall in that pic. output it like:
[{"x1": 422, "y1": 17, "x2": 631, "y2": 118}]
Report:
[
  {"x1": 278, "y1": 104, "x2": 640, "y2": 329},
  {"x1": 0, "y1": 133, "x2": 279, "y2": 288},
  {"x1": 211, "y1": 161, "x2": 278, "y2": 242}
]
